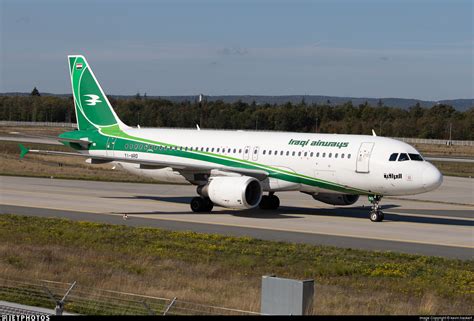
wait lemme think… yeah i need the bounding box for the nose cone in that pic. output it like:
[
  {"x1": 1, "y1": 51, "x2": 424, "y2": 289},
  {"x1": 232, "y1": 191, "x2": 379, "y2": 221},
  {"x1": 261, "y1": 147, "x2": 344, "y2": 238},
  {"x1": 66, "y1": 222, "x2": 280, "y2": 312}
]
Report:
[{"x1": 422, "y1": 164, "x2": 443, "y2": 192}]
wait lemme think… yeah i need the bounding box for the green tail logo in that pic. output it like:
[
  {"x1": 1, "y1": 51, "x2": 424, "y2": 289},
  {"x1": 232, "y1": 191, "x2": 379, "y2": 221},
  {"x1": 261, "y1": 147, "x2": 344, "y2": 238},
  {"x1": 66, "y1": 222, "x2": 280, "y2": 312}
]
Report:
[{"x1": 68, "y1": 55, "x2": 127, "y2": 131}]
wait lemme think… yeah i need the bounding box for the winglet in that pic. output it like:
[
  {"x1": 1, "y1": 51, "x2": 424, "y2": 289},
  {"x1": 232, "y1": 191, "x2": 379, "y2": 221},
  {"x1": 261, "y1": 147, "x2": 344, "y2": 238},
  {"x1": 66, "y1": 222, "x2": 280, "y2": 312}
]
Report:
[{"x1": 19, "y1": 144, "x2": 30, "y2": 159}]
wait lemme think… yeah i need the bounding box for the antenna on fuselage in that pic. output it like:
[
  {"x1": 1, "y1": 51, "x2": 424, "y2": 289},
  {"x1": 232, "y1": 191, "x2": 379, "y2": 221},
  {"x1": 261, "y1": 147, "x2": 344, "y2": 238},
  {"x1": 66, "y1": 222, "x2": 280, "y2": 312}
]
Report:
[
  {"x1": 196, "y1": 124, "x2": 201, "y2": 131},
  {"x1": 372, "y1": 129, "x2": 377, "y2": 136}
]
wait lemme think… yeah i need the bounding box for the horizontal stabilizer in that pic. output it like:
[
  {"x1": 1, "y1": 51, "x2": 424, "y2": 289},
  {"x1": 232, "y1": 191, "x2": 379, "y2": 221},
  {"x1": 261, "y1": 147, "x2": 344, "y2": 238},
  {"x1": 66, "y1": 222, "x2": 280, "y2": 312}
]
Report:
[{"x1": 19, "y1": 144, "x2": 30, "y2": 159}]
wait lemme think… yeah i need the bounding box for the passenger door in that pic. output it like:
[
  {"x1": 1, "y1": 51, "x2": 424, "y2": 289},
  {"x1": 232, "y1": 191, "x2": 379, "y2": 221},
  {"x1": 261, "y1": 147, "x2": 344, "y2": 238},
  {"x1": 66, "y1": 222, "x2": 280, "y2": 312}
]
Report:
[
  {"x1": 356, "y1": 142, "x2": 374, "y2": 173},
  {"x1": 106, "y1": 137, "x2": 117, "y2": 157}
]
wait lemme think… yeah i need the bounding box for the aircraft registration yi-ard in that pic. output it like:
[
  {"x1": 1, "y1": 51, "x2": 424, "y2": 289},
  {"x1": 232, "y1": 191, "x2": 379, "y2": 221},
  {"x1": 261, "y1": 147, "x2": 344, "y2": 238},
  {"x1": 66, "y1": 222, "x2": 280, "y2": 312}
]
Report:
[{"x1": 20, "y1": 55, "x2": 443, "y2": 222}]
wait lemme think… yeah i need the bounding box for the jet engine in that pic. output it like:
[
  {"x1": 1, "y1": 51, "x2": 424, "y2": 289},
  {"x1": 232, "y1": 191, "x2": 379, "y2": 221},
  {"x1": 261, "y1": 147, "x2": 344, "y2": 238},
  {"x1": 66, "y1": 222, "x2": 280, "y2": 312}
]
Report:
[
  {"x1": 312, "y1": 193, "x2": 359, "y2": 206},
  {"x1": 198, "y1": 176, "x2": 262, "y2": 209}
]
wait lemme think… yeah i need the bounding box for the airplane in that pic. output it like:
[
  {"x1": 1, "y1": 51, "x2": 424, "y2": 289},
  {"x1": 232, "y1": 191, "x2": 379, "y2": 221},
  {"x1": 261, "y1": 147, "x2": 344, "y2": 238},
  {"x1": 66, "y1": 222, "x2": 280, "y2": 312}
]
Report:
[{"x1": 19, "y1": 55, "x2": 443, "y2": 222}]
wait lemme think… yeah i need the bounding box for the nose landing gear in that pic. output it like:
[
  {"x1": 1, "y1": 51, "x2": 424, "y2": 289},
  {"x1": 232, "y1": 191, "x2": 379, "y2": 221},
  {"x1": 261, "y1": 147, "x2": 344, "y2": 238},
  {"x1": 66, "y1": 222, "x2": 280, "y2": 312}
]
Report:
[{"x1": 368, "y1": 195, "x2": 384, "y2": 222}]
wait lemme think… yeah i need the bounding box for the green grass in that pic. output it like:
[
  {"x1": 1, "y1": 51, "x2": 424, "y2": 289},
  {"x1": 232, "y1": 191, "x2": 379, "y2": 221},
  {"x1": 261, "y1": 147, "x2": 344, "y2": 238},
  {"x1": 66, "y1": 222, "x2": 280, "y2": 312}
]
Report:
[{"x1": 0, "y1": 214, "x2": 472, "y2": 314}]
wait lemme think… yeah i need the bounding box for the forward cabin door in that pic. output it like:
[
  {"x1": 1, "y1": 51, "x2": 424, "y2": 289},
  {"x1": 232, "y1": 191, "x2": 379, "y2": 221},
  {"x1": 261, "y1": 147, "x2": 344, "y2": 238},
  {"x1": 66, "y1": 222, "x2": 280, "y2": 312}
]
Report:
[{"x1": 356, "y1": 142, "x2": 374, "y2": 173}]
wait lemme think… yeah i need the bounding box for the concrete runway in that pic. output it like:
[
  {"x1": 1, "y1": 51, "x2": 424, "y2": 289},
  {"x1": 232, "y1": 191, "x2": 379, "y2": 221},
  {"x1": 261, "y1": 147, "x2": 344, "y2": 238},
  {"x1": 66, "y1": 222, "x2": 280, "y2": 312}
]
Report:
[{"x1": 1, "y1": 175, "x2": 473, "y2": 259}]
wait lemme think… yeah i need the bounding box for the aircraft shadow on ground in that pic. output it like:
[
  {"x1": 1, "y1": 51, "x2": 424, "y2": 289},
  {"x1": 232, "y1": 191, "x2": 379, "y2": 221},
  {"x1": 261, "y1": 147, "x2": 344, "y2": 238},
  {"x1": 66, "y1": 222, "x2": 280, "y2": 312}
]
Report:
[{"x1": 104, "y1": 195, "x2": 473, "y2": 227}]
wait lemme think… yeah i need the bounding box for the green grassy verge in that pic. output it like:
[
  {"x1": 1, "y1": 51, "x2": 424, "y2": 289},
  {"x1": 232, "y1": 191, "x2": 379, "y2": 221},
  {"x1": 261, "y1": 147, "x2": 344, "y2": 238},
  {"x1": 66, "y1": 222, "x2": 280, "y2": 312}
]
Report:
[{"x1": 0, "y1": 214, "x2": 472, "y2": 314}]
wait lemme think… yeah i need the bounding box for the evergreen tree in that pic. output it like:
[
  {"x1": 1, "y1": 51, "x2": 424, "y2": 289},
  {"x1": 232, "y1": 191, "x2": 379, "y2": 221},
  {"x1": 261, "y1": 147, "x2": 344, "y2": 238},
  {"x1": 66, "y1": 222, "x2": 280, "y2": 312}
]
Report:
[{"x1": 30, "y1": 87, "x2": 40, "y2": 96}]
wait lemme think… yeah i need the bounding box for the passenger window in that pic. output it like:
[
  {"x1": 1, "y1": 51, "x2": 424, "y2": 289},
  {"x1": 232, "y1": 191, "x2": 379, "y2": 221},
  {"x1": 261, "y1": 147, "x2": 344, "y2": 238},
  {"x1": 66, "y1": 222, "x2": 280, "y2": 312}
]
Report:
[
  {"x1": 268, "y1": 150, "x2": 272, "y2": 155},
  {"x1": 348, "y1": 154, "x2": 351, "y2": 159},
  {"x1": 335, "y1": 153, "x2": 338, "y2": 158},
  {"x1": 228, "y1": 148, "x2": 231, "y2": 153},
  {"x1": 298, "y1": 151, "x2": 301, "y2": 156},
  {"x1": 329, "y1": 153, "x2": 332, "y2": 158},
  {"x1": 409, "y1": 153, "x2": 423, "y2": 161},
  {"x1": 304, "y1": 152, "x2": 307, "y2": 157},
  {"x1": 286, "y1": 151, "x2": 289, "y2": 156},
  {"x1": 217, "y1": 148, "x2": 220, "y2": 153},
  {"x1": 322, "y1": 152, "x2": 326, "y2": 158},
  {"x1": 341, "y1": 153, "x2": 344, "y2": 159},
  {"x1": 206, "y1": 147, "x2": 209, "y2": 152},
  {"x1": 280, "y1": 151, "x2": 284, "y2": 156},
  {"x1": 233, "y1": 149, "x2": 236, "y2": 153},
  {"x1": 292, "y1": 151, "x2": 296, "y2": 156},
  {"x1": 389, "y1": 153, "x2": 398, "y2": 161},
  {"x1": 254, "y1": 149, "x2": 258, "y2": 154},
  {"x1": 263, "y1": 150, "x2": 266, "y2": 155},
  {"x1": 310, "y1": 152, "x2": 313, "y2": 157},
  {"x1": 316, "y1": 152, "x2": 320, "y2": 157},
  {"x1": 398, "y1": 153, "x2": 409, "y2": 161}
]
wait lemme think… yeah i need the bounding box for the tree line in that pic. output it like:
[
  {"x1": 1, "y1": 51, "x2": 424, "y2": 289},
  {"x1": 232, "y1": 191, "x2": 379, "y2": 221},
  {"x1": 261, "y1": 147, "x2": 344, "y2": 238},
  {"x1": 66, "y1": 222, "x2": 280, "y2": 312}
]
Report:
[{"x1": 0, "y1": 95, "x2": 472, "y2": 140}]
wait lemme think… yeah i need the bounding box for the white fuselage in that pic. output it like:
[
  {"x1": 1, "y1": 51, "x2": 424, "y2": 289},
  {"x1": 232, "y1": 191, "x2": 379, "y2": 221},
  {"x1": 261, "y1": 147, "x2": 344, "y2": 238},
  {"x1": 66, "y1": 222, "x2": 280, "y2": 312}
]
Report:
[{"x1": 93, "y1": 127, "x2": 443, "y2": 197}]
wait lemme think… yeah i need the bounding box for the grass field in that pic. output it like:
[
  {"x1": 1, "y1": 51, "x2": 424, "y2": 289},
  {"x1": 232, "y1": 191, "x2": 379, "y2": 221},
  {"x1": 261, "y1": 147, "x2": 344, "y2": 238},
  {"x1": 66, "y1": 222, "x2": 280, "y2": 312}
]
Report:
[{"x1": 0, "y1": 214, "x2": 472, "y2": 315}]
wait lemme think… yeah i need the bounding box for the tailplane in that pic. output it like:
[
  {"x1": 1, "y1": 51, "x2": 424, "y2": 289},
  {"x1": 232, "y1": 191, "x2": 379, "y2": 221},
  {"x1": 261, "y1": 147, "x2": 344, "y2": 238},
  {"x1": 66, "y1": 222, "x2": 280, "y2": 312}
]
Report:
[{"x1": 68, "y1": 55, "x2": 128, "y2": 131}]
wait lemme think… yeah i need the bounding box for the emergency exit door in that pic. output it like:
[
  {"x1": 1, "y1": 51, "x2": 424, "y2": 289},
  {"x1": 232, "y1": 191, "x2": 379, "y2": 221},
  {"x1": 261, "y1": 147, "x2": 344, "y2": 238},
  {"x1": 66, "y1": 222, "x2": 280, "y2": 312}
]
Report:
[{"x1": 356, "y1": 142, "x2": 374, "y2": 173}]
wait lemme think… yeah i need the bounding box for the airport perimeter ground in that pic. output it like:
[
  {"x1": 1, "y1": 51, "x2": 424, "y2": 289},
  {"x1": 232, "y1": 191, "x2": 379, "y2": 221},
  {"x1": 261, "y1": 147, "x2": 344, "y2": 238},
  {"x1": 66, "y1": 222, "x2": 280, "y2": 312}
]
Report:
[{"x1": 0, "y1": 127, "x2": 473, "y2": 314}]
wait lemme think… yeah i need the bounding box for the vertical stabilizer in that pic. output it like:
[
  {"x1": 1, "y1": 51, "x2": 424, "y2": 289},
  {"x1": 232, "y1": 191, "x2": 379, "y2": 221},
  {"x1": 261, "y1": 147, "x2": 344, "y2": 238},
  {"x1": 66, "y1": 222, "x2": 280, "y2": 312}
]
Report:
[{"x1": 68, "y1": 55, "x2": 128, "y2": 131}]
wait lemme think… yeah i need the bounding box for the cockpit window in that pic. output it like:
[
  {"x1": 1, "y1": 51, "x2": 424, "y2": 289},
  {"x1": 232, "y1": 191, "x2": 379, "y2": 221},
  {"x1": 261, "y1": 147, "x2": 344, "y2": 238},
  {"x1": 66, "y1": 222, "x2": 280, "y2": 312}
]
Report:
[
  {"x1": 389, "y1": 153, "x2": 398, "y2": 161},
  {"x1": 409, "y1": 153, "x2": 423, "y2": 161},
  {"x1": 398, "y1": 153, "x2": 409, "y2": 161}
]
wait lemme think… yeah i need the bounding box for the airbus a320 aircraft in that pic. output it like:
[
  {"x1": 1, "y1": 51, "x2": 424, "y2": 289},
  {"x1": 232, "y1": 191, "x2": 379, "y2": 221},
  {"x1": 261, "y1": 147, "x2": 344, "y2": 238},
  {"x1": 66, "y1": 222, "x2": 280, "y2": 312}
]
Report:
[{"x1": 20, "y1": 55, "x2": 443, "y2": 222}]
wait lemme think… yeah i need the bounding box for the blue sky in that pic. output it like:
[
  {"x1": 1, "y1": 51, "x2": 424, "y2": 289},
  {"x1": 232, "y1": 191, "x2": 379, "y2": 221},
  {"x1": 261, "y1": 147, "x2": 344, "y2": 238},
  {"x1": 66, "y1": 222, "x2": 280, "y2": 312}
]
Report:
[{"x1": 1, "y1": 0, "x2": 472, "y2": 100}]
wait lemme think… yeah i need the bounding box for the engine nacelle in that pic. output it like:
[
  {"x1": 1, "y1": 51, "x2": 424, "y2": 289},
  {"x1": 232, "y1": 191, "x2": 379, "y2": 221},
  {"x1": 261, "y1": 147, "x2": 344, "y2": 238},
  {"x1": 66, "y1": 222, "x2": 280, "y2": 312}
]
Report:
[
  {"x1": 312, "y1": 193, "x2": 359, "y2": 206},
  {"x1": 198, "y1": 176, "x2": 262, "y2": 209}
]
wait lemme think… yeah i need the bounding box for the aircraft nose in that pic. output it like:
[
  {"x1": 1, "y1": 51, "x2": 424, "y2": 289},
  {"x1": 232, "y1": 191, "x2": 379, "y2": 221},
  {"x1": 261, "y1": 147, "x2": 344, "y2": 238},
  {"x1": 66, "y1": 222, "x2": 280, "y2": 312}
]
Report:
[{"x1": 422, "y1": 164, "x2": 443, "y2": 191}]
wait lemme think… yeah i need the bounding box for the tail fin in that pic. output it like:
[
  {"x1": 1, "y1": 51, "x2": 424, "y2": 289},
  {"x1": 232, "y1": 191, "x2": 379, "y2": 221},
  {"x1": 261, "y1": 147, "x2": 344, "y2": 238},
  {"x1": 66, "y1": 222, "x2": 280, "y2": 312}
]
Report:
[{"x1": 68, "y1": 55, "x2": 128, "y2": 131}]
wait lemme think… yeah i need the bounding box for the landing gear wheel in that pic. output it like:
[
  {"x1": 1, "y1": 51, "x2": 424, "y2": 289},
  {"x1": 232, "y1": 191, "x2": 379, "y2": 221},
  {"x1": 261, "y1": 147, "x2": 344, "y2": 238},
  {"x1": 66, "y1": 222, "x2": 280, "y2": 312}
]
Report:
[
  {"x1": 369, "y1": 210, "x2": 384, "y2": 222},
  {"x1": 269, "y1": 195, "x2": 280, "y2": 209},
  {"x1": 190, "y1": 197, "x2": 204, "y2": 212},
  {"x1": 368, "y1": 195, "x2": 384, "y2": 222},
  {"x1": 259, "y1": 194, "x2": 280, "y2": 210},
  {"x1": 203, "y1": 197, "x2": 214, "y2": 212},
  {"x1": 190, "y1": 197, "x2": 214, "y2": 212}
]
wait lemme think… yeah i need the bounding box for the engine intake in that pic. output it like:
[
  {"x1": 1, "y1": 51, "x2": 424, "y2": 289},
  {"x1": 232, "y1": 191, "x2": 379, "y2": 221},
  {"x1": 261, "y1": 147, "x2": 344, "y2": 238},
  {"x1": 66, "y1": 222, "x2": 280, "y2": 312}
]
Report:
[
  {"x1": 312, "y1": 193, "x2": 359, "y2": 206},
  {"x1": 198, "y1": 176, "x2": 262, "y2": 209}
]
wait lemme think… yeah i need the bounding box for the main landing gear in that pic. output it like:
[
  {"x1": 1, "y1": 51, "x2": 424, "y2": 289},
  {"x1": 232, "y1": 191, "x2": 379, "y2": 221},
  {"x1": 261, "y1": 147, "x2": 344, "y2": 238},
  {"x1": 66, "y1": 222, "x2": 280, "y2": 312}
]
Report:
[
  {"x1": 190, "y1": 197, "x2": 214, "y2": 213},
  {"x1": 368, "y1": 195, "x2": 384, "y2": 222},
  {"x1": 259, "y1": 192, "x2": 280, "y2": 210}
]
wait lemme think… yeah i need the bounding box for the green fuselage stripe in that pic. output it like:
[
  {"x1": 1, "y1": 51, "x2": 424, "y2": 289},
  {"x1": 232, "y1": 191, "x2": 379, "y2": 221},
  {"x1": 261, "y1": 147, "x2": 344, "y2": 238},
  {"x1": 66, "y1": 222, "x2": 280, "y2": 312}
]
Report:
[{"x1": 90, "y1": 125, "x2": 368, "y2": 195}]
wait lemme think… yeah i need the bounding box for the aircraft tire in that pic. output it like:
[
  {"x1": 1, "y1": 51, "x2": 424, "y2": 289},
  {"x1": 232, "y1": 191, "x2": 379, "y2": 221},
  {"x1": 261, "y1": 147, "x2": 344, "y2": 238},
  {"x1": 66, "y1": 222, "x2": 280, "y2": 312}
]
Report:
[{"x1": 369, "y1": 210, "x2": 384, "y2": 222}]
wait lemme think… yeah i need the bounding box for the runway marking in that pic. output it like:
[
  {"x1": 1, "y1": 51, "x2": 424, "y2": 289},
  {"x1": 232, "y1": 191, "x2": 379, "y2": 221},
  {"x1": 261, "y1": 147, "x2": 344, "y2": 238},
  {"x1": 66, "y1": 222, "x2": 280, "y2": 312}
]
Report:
[{"x1": 1, "y1": 202, "x2": 472, "y2": 249}]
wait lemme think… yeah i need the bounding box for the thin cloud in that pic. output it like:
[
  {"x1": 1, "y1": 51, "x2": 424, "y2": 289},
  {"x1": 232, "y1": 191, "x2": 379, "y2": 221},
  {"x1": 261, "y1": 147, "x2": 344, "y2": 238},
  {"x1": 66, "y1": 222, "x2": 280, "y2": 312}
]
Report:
[{"x1": 217, "y1": 47, "x2": 249, "y2": 56}]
